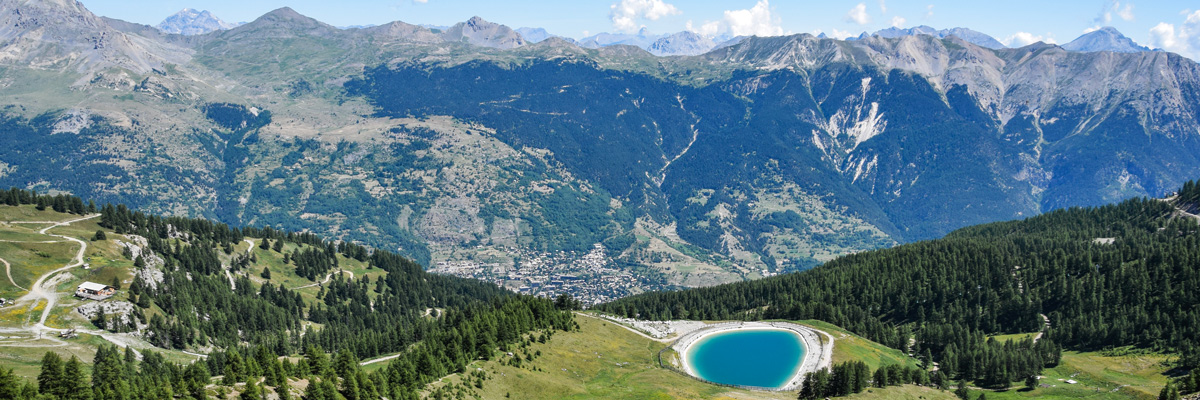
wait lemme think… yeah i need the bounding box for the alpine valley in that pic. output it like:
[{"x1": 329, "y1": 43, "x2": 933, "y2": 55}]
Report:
[
  {"x1": 2, "y1": 1, "x2": 1200, "y2": 400},
  {"x1": 2, "y1": 0, "x2": 1200, "y2": 302}
]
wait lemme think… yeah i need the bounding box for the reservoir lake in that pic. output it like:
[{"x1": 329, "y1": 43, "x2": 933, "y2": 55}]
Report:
[{"x1": 686, "y1": 328, "x2": 805, "y2": 389}]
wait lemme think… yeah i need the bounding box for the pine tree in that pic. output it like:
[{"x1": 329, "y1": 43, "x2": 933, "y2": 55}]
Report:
[
  {"x1": 92, "y1": 230, "x2": 107, "y2": 241},
  {"x1": 62, "y1": 355, "x2": 91, "y2": 400},
  {"x1": 1025, "y1": 375, "x2": 1038, "y2": 391},
  {"x1": 955, "y1": 380, "x2": 971, "y2": 400},
  {"x1": 240, "y1": 381, "x2": 261, "y2": 400},
  {"x1": 0, "y1": 368, "x2": 23, "y2": 400},
  {"x1": 38, "y1": 352, "x2": 64, "y2": 397}
]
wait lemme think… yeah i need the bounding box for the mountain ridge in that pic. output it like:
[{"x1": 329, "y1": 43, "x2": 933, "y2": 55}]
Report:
[{"x1": 2, "y1": 0, "x2": 1200, "y2": 300}]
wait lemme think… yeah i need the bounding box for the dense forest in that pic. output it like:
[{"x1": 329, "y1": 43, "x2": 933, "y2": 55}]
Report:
[
  {"x1": 0, "y1": 189, "x2": 577, "y2": 399},
  {"x1": 599, "y1": 180, "x2": 1200, "y2": 388}
]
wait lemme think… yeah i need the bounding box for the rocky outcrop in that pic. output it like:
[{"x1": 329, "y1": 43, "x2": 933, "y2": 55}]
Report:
[{"x1": 440, "y1": 16, "x2": 526, "y2": 49}]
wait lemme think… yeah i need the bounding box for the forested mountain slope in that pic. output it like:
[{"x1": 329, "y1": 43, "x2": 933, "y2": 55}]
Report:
[
  {"x1": 598, "y1": 180, "x2": 1200, "y2": 389},
  {"x1": 3, "y1": 0, "x2": 1200, "y2": 295},
  {"x1": 0, "y1": 189, "x2": 575, "y2": 399}
]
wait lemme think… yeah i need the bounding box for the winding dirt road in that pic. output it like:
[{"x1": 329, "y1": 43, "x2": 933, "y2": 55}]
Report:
[
  {"x1": 292, "y1": 270, "x2": 355, "y2": 290},
  {"x1": 8, "y1": 214, "x2": 100, "y2": 338},
  {"x1": 1, "y1": 256, "x2": 25, "y2": 291}
]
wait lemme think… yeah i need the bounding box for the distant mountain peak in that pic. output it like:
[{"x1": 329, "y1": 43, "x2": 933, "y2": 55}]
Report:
[
  {"x1": 647, "y1": 31, "x2": 716, "y2": 56},
  {"x1": 871, "y1": 26, "x2": 1005, "y2": 49},
  {"x1": 441, "y1": 16, "x2": 526, "y2": 49},
  {"x1": 156, "y1": 8, "x2": 236, "y2": 35},
  {"x1": 260, "y1": 7, "x2": 306, "y2": 21},
  {"x1": 0, "y1": 0, "x2": 188, "y2": 73},
  {"x1": 234, "y1": 6, "x2": 335, "y2": 34},
  {"x1": 1062, "y1": 26, "x2": 1149, "y2": 53}
]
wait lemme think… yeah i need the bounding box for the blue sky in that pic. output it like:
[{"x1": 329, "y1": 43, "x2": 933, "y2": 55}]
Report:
[{"x1": 80, "y1": 0, "x2": 1200, "y2": 58}]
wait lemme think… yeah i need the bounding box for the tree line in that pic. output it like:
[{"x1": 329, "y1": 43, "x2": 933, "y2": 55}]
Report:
[
  {"x1": 0, "y1": 188, "x2": 579, "y2": 399},
  {"x1": 599, "y1": 180, "x2": 1200, "y2": 390}
]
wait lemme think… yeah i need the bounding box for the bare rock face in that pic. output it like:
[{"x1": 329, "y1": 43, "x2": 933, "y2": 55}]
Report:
[
  {"x1": 0, "y1": 0, "x2": 191, "y2": 74},
  {"x1": 647, "y1": 31, "x2": 716, "y2": 56},
  {"x1": 872, "y1": 25, "x2": 1006, "y2": 49},
  {"x1": 359, "y1": 21, "x2": 443, "y2": 43},
  {"x1": 1062, "y1": 27, "x2": 1149, "y2": 53},
  {"x1": 155, "y1": 8, "x2": 236, "y2": 36},
  {"x1": 440, "y1": 16, "x2": 526, "y2": 49}
]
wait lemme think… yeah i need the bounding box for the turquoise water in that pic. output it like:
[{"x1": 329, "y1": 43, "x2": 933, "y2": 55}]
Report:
[{"x1": 686, "y1": 329, "x2": 805, "y2": 389}]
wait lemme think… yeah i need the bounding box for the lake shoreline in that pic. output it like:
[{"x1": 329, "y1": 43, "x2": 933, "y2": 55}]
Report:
[{"x1": 672, "y1": 321, "x2": 833, "y2": 391}]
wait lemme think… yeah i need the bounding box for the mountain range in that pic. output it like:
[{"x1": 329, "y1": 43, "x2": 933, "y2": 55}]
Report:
[
  {"x1": 2, "y1": 0, "x2": 1199, "y2": 297},
  {"x1": 146, "y1": 7, "x2": 1160, "y2": 58}
]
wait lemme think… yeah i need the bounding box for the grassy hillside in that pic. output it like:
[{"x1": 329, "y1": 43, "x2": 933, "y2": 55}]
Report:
[
  {"x1": 422, "y1": 313, "x2": 939, "y2": 399},
  {"x1": 0, "y1": 195, "x2": 576, "y2": 400}
]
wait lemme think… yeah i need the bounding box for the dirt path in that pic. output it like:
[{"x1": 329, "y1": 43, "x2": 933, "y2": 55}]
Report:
[
  {"x1": 22, "y1": 215, "x2": 98, "y2": 333},
  {"x1": 360, "y1": 353, "x2": 402, "y2": 366},
  {"x1": 292, "y1": 270, "x2": 355, "y2": 290},
  {"x1": 1034, "y1": 314, "x2": 1050, "y2": 342},
  {"x1": 7, "y1": 214, "x2": 98, "y2": 340},
  {"x1": 1, "y1": 256, "x2": 26, "y2": 291},
  {"x1": 1164, "y1": 196, "x2": 1200, "y2": 223},
  {"x1": 222, "y1": 239, "x2": 258, "y2": 290}
]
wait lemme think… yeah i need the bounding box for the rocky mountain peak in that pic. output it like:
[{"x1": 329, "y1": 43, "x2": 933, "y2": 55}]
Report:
[
  {"x1": 440, "y1": 16, "x2": 526, "y2": 49},
  {"x1": 871, "y1": 25, "x2": 1005, "y2": 49},
  {"x1": 647, "y1": 31, "x2": 716, "y2": 56},
  {"x1": 0, "y1": 0, "x2": 190, "y2": 74},
  {"x1": 156, "y1": 8, "x2": 236, "y2": 35},
  {"x1": 1062, "y1": 26, "x2": 1149, "y2": 53}
]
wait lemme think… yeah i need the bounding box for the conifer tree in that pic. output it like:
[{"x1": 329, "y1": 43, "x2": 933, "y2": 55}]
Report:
[{"x1": 38, "y1": 352, "x2": 64, "y2": 397}]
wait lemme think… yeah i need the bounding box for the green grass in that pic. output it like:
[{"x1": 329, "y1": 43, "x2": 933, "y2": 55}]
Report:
[
  {"x1": 845, "y1": 385, "x2": 958, "y2": 399},
  {"x1": 240, "y1": 241, "x2": 383, "y2": 306},
  {"x1": 0, "y1": 241, "x2": 77, "y2": 297},
  {"x1": 989, "y1": 332, "x2": 1040, "y2": 343},
  {"x1": 0, "y1": 333, "x2": 108, "y2": 379},
  {"x1": 960, "y1": 349, "x2": 1171, "y2": 400},
  {"x1": 791, "y1": 319, "x2": 921, "y2": 371},
  {"x1": 423, "y1": 315, "x2": 936, "y2": 400},
  {"x1": 426, "y1": 315, "x2": 802, "y2": 400},
  {"x1": 0, "y1": 205, "x2": 82, "y2": 222}
]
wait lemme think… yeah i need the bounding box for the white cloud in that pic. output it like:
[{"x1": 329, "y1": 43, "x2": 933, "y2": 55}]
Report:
[
  {"x1": 891, "y1": 16, "x2": 906, "y2": 28},
  {"x1": 846, "y1": 3, "x2": 870, "y2": 25},
  {"x1": 1004, "y1": 32, "x2": 1056, "y2": 47},
  {"x1": 925, "y1": 4, "x2": 934, "y2": 18},
  {"x1": 1148, "y1": 9, "x2": 1200, "y2": 59},
  {"x1": 689, "y1": 0, "x2": 783, "y2": 38},
  {"x1": 725, "y1": 0, "x2": 783, "y2": 36},
  {"x1": 829, "y1": 28, "x2": 856, "y2": 40},
  {"x1": 685, "y1": 20, "x2": 722, "y2": 37},
  {"x1": 878, "y1": 0, "x2": 887, "y2": 14},
  {"x1": 1118, "y1": 4, "x2": 1135, "y2": 21},
  {"x1": 609, "y1": 0, "x2": 681, "y2": 32},
  {"x1": 1096, "y1": 1, "x2": 1135, "y2": 24},
  {"x1": 1150, "y1": 22, "x2": 1180, "y2": 50},
  {"x1": 412, "y1": 0, "x2": 428, "y2": 3},
  {"x1": 1083, "y1": 25, "x2": 1101, "y2": 33}
]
